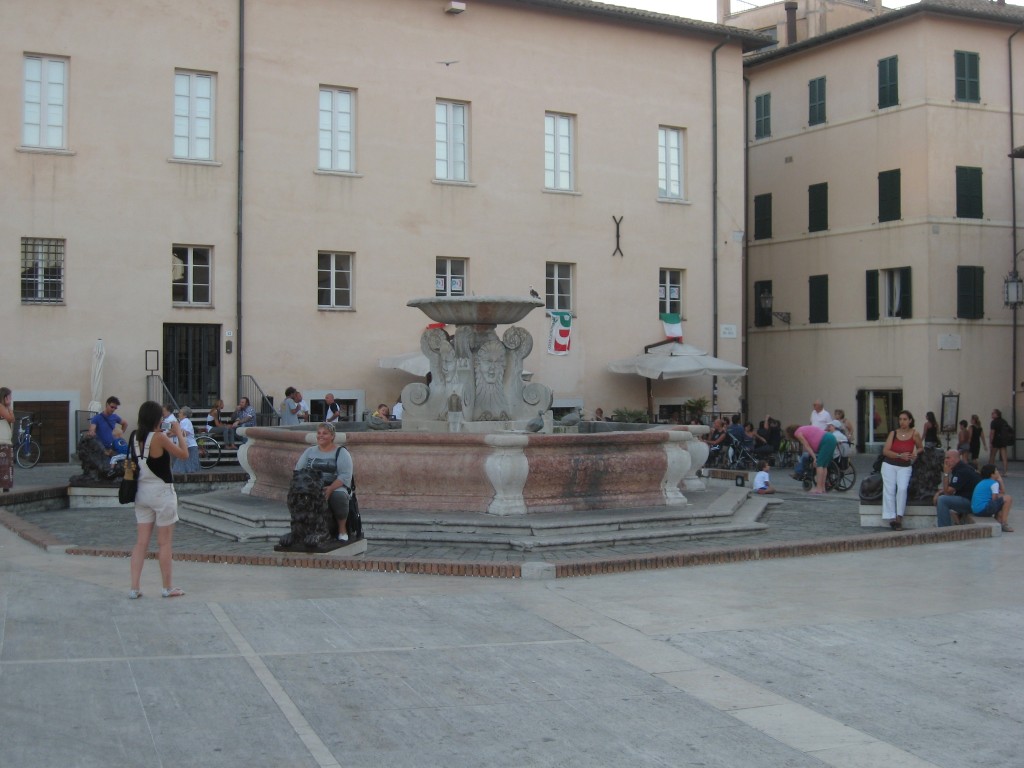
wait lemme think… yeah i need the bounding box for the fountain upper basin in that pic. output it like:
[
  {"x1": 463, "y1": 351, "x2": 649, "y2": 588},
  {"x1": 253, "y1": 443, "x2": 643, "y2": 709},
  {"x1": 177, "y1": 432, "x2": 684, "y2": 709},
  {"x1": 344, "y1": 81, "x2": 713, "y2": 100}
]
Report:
[{"x1": 408, "y1": 296, "x2": 544, "y2": 326}]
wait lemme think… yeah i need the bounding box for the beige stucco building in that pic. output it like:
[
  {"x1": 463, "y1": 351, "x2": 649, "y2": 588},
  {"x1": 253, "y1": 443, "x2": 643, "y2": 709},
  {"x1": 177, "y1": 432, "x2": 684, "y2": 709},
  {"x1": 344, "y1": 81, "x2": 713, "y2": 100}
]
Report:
[
  {"x1": 4, "y1": 0, "x2": 764, "y2": 460},
  {"x1": 743, "y1": 0, "x2": 1024, "y2": 451}
]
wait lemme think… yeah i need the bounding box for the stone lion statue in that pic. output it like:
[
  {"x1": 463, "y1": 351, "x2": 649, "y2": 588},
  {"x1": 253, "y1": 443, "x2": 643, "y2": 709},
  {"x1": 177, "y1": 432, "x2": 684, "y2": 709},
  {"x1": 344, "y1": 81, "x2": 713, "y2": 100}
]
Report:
[
  {"x1": 859, "y1": 447, "x2": 943, "y2": 505},
  {"x1": 70, "y1": 435, "x2": 124, "y2": 486},
  {"x1": 277, "y1": 468, "x2": 334, "y2": 550}
]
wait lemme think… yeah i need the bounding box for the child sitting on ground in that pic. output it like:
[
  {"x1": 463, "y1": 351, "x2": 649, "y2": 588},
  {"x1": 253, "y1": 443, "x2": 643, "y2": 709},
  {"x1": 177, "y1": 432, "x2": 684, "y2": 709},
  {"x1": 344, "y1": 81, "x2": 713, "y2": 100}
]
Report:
[{"x1": 753, "y1": 459, "x2": 775, "y2": 495}]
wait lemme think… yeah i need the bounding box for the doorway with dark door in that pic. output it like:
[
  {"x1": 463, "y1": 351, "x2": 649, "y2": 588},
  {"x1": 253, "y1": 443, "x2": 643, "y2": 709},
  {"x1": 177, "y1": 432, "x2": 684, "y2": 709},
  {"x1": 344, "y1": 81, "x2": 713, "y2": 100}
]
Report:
[{"x1": 163, "y1": 324, "x2": 221, "y2": 408}]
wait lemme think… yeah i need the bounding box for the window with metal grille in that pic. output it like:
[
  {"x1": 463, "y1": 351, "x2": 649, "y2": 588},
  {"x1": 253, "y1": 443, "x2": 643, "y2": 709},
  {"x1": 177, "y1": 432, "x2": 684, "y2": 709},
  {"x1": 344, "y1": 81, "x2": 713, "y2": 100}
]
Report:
[{"x1": 21, "y1": 238, "x2": 64, "y2": 304}]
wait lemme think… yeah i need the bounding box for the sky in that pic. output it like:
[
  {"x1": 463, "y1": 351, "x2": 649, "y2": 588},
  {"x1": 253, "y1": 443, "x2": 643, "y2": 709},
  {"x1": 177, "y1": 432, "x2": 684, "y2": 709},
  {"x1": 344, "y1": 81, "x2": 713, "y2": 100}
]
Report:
[{"x1": 620, "y1": 0, "x2": 916, "y2": 24}]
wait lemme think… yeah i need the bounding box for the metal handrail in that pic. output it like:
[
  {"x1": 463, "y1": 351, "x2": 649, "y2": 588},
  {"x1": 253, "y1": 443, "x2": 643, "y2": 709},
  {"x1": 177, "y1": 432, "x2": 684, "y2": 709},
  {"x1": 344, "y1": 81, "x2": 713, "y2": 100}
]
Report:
[
  {"x1": 146, "y1": 374, "x2": 180, "y2": 411},
  {"x1": 238, "y1": 375, "x2": 280, "y2": 426}
]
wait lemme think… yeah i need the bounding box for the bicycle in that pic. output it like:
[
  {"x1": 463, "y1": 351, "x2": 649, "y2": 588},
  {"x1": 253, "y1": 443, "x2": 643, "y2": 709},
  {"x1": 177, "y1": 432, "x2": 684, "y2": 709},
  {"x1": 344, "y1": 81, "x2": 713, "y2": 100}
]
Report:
[
  {"x1": 15, "y1": 416, "x2": 42, "y2": 468},
  {"x1": 195, "y1": 432, "x2": 221, "y2": 469}
]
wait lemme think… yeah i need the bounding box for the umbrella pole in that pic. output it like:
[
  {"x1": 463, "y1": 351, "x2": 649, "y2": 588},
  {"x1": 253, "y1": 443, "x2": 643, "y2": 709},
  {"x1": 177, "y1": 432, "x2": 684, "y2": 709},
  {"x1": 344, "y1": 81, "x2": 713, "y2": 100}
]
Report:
[{"x1": 647, "y1": 377, "x2": 654, "y2": 422}]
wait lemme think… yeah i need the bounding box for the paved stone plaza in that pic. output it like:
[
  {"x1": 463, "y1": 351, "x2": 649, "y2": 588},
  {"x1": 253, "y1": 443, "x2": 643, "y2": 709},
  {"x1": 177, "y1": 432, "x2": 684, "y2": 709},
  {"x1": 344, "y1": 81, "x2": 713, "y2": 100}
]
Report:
[{"x1": 1, "y1": 459, "x2": 1022, "y2": 766}]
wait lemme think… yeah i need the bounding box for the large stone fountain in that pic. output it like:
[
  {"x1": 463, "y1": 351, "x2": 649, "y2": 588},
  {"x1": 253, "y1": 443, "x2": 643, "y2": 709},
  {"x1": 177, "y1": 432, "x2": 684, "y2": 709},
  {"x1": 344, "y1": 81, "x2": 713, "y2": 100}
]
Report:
[{"x1": 238, "y1": 296, "x2": 707, "y2": 516}]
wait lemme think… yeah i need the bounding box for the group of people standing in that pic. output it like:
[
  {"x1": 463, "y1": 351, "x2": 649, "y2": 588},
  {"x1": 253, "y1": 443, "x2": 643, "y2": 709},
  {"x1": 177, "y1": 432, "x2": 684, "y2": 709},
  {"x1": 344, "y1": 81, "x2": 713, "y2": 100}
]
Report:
[{"x1": 785, "y1": 400, "x2": 853, "y2": 495}]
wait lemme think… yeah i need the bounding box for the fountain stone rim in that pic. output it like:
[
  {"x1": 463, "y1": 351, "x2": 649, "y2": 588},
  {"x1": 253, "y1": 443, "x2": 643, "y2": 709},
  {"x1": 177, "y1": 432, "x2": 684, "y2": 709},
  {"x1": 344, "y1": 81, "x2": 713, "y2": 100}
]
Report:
[{"x1": 408, "y1": 296, "x2": 545, "y2": 326}]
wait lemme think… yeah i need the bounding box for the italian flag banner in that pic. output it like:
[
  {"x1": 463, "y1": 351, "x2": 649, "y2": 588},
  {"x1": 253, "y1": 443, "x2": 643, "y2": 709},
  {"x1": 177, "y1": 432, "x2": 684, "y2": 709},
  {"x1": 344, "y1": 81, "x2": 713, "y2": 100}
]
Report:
[
  {"x1": 660, "y1": 312, "x2": 683, "y2": 340},
  {"x1": 547, "y1": 311, "x2": 573, "y2": 355}
]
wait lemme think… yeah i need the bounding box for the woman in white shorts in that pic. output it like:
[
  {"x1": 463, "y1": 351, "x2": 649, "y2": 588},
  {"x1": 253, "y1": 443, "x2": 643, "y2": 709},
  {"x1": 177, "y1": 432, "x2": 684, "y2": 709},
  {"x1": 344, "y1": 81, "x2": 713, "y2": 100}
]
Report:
[{"x1": 129, "y1": 400, "x2": 190, "y2": 599}]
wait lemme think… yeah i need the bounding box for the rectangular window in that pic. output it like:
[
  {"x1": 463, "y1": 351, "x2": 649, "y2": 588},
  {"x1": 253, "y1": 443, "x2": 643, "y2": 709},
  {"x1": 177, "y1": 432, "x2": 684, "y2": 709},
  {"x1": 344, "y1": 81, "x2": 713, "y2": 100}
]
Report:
[
  {"x1": 21, "y1": 238, "x2": 65, "y2": 304},
  {"x1": 23, "y1": 55, "x2": 67, "y2": 149},
  {"x1": 956, "y1": 166, "x2": 983, "y2": 218},
  {"x1": 658, "y1": 126, "x2": 684, "y2": 199},
  {"x1": 435, "y1": 257, "x2": 467, "y2": 296},
  {"x1": 808, "y1": 182, "x2": 828, "y2": 232},
  {"x1": 544, "y1": 113, "x2": 574, "y2": 191},
  {"x1": 319, "y1": 87, "x2": 354, "y2": 172},
  {"x1": 884, "y1": 267, "x2": 912, "y2": 318},
  {"x1": 174, "y1": 71, "x2": 214, "y2": 160},
  {"x1": 878, "y1": 169, "x2": 901, "y2": 222},
  {"x1": 808, "y1": 76, "x2": 826, "y2": 126},
  {"x1": 171, "y1": 246, "x2": 212, "y2": 305},
  {"x1": 435, "y1": 100, "x2": 468, "y2": 181},
  {"x1": 957, "y1": 266, "x2": 984, "y2": 319},
  {"x1": 753, "y1": 193, "x2": 773, "y2": 240},
  {"x1": 809, "y1": 274, "x2": 829, "y2": 324},
  {"x1": 955, "y1": 51, "x2": 980, "y2": 103},
  {"x1": 317, "y1": 252, "x2": 353, "y2": 309},
  {"x1": 754, "y1": 280, "x2": 773, "y2": 328},
  {"x1": 659, "y1": 269, "x2": 683, "y2": 315},
  {"x1": 754, "y1": 93, "x2": 771, "y2": 139},
  {"x1": 878, "y1": 56, "x2": 899, "y2": 109},
  {"x1": 545, "y1": 262, "x2": 573, "y2": 311}
]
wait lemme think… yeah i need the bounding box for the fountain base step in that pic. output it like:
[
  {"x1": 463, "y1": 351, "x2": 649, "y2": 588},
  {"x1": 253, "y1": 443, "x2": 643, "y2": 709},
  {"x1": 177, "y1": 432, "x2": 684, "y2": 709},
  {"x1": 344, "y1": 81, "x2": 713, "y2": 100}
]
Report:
[{"x1": 178, "y1": 487, "x2": 770, "y2": 550}]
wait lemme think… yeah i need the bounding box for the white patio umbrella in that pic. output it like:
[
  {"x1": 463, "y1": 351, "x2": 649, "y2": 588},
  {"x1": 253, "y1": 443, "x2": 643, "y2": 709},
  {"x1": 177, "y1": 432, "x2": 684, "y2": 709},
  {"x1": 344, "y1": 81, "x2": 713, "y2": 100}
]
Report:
[
  {"x1": 88, "y1": 338, "x2": 105, "y2": 412},
  {"x1": 379, "y1": 351, "x2": 431, "y2": 377},
  {"x1": 608, "y1": 342, "x2": 746, "y2": 419},
  {"x1": 608, "y1": 342, "x2": 747, "y2": 380}
]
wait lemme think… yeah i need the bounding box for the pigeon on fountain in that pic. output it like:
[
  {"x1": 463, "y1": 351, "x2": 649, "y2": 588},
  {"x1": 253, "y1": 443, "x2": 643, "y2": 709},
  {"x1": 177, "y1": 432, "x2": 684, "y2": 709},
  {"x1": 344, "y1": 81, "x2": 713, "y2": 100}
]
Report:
[
  {"x1": 526, "y1": 411, "x2": 545, "y2": 432},
  {"x1": 529, "y1": 286, "x2": 540, "y2": 299},
  {"x1": 559, "y1": 410, "x2": 581, "y2": 427}
]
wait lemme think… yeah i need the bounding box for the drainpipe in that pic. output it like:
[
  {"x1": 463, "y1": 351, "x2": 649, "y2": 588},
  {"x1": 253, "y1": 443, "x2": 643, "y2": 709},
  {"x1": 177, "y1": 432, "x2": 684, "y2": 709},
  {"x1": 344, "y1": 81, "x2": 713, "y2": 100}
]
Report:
[
  {"x1": 235, "y1": 0, "x2": 246, "y2": 396},
  {"x1": 742, "y1": 75, "x2": 751, "y2": 415},
  {"x1": 1010, "y1": 26, "x2": 1021, "y2": 458},
  {"x1": 711, "y1": 36, "x2": 730, "y2": 412}
]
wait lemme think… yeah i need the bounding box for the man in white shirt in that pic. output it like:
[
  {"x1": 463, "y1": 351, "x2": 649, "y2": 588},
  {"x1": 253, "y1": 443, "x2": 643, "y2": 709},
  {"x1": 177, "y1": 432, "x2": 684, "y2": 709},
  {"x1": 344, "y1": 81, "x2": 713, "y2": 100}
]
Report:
[
  {"x1": 810, "y1": 400, "x2": 832, "y2": 429},
  {"x1": 324, "y1": 393, "x2": 341, "y2": 423}
]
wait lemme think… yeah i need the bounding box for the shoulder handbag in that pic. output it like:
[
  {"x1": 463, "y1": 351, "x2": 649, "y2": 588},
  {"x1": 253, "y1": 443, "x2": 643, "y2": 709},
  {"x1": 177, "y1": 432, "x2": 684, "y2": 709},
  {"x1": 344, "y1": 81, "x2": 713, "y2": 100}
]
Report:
[{"x1": 118, "y1": 431, "x2": 140, "y2": 504}]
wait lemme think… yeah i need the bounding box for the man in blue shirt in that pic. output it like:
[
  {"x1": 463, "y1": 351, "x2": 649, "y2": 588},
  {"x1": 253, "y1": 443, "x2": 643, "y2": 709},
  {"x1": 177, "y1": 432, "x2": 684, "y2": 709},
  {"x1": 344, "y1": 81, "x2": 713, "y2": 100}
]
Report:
[
  {"x1": 87, "y1": 396, "x2": 127, "y2": 454},
  {"x1": 934, "y1": 449, "x2": 980, "y2": 526},
  {"x1": 971, "y1": 464, "x2": 1014, "y2": 533}
]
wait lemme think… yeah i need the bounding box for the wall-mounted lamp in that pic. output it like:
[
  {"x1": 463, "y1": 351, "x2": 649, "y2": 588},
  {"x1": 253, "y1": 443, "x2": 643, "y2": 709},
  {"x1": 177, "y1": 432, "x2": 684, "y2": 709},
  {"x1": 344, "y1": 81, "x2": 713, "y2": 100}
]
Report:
[
  {"x1": 758, "y1": 291, "x2": 791, "y2": 325},
  {"x1": 444, "y1": 1, "x2": 466, "y2": 13},
  {"x1": 1005, "y1": 271, "x2": 1024, "y2": 307}
]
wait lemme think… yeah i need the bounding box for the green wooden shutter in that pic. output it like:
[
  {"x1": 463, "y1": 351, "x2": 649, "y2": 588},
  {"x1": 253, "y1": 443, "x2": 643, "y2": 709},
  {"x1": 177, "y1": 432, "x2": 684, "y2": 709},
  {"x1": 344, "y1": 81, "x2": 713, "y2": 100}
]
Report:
[
  {"x1": 898, "y1": 267, "x2": 912, "y2": 318},
  {"x1": 957, "y1": 266, "x2": 984, "y2": 319},
  {"x1": 866, "y1": 270, "x2": 879, "y2": 321},
  {"x1": 808, "y1": 183, "x2": 828, "y2": 232},
  {"x1": 809, "y1": 274, "x2": 829, "y2": 324},
  {"x1": 754, "y1": 194, "x2": 772, "y2": 240},
  {"x1": 956, "y1": 166, "x2": 983, "y2": 218},
  {"x1": 878, "y1": 169, "x2": 901, "y2": 222}
]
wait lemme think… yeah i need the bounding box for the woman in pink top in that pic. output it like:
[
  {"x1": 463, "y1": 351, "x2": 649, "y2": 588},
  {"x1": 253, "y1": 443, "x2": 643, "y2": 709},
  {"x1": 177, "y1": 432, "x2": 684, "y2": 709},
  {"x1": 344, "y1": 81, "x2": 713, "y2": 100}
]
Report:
[{"x1": 881, "y1": 410, "x2": 923, "y2": 530}]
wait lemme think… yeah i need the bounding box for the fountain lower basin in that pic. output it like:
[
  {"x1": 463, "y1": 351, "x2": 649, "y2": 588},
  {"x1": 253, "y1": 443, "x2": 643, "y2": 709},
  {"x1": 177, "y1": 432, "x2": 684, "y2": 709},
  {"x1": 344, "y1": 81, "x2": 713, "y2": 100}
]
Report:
[{"x1": 239, "y1": 426, "x2": 703, "y2": 515}]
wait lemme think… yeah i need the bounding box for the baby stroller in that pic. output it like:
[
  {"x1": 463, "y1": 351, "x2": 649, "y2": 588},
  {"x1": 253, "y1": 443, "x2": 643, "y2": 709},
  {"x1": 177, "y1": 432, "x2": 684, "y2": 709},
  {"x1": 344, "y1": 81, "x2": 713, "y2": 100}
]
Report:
[{"x1": 726, "y1": 434, "x2": 759, "y2": 471}]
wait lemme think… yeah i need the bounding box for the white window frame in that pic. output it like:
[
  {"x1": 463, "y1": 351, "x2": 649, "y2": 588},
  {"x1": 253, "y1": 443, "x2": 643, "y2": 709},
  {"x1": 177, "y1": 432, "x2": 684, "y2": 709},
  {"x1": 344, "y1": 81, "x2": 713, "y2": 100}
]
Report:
[
  {"x1": 172, "y1": 245, "x2": 212, "y2": 306},
  {"x1": 319, "y1": 87, "x2": 354, "y2": 172},
  {"x1": 23, "y1": 55, "x2": 67, "y2": 150},
  {"x1": 545, "y1": 262, "x2": 574, "y2": 311},
  {"x1": 659, "y1": 268, "x2": 683, "y2": 315},
  {"x1": 436, "y1": 257, "x2": 467, "y2": 296},
  {"x1": 174, "y1": 71, "x2": 214, "y2": 161},
  {"x1": 21, "y1": 238, "x2": 65, "y2": 304},
  {"x1": 318, "y1": 251, "x2": 353, "y2": 309},
  {"x1": 435, "y1": 101, "x2": 468, "y2": 181},
  {"x1": 544, "y1": 112, "x2": 575, "y2": 191},
  {"x1": 658, "y1": 127, "x2": 684, "y2": 200}
]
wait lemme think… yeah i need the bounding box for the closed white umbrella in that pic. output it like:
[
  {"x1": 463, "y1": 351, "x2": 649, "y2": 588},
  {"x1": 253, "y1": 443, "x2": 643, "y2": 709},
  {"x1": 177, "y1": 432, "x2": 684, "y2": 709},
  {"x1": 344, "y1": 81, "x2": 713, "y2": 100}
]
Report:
[
  {"x1": 88, "y1": 338, "x2": 105, "y2": 412},
  {"x1": 379, "y1": 351, "x2": 431, "y2": 377}
]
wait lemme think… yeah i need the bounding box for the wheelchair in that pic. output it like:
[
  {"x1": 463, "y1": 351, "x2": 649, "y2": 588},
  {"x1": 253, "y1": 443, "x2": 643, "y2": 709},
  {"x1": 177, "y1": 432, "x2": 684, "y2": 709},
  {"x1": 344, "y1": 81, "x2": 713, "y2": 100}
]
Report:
[{"x1": 798, "y1": 442, "x2": 856, "y2": 492}]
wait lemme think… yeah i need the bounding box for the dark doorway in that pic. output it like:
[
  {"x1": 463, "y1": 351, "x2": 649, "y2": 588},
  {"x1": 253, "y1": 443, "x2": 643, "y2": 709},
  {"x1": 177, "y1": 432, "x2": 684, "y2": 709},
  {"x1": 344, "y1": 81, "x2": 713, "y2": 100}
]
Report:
[
  {"x1": 856, "y1": 389, "x2": 903, "y2": 453},
  {"x1": 15, "y1": 401, "x2": 70, "y2": 463},
  {"x1": 163, "y1": 324, "x2": 221, "y2": 408}
]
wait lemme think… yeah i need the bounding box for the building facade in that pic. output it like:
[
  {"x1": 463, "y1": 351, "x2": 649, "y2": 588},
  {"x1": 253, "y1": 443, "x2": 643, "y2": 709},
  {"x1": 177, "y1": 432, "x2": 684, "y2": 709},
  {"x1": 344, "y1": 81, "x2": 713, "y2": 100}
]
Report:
[
  {"x1": 743, "y1": 0, "x2": 1024, "y2": 451},
  {"x1": 3, "y1": 0, "x2": 763, "y2": 459}
]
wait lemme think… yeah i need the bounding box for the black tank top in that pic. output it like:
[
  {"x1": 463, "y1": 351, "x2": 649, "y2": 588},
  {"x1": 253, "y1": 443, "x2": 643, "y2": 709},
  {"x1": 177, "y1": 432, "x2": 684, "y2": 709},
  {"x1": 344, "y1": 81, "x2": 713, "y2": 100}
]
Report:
[{"x1": 136, "y1": 433, "x2": 174, "y2": 484}]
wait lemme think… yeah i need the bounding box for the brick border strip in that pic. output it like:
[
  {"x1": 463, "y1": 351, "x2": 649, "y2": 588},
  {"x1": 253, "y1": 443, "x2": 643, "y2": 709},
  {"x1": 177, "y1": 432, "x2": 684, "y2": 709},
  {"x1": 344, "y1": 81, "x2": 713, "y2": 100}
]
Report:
[
  {"x1": 551, "y1": 525, "x2": 993, "y2": 577},
  {"x1": 0, "y1": 506, "x2": 994, "y2": 579}
]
